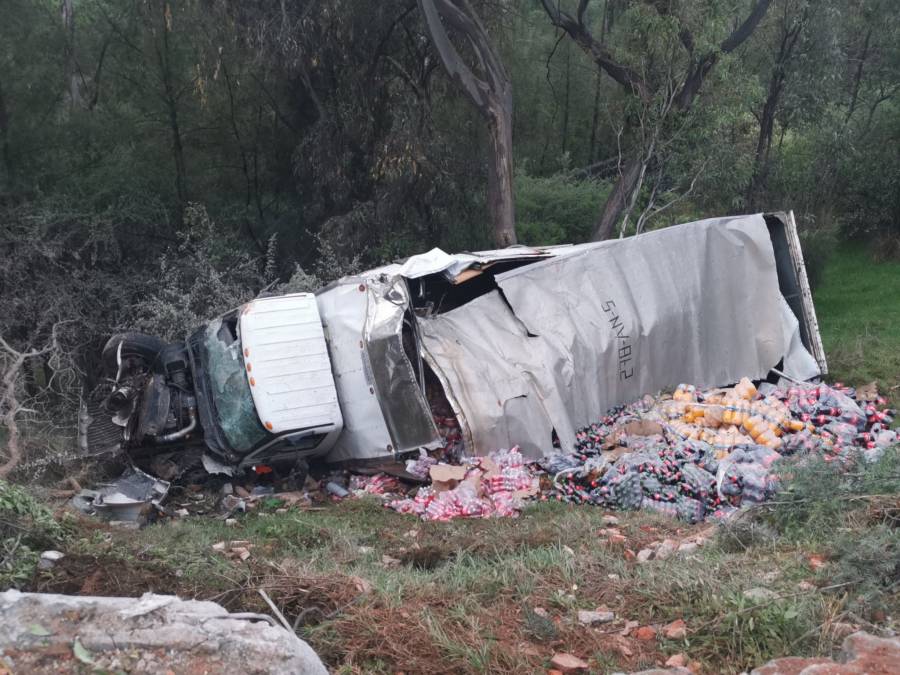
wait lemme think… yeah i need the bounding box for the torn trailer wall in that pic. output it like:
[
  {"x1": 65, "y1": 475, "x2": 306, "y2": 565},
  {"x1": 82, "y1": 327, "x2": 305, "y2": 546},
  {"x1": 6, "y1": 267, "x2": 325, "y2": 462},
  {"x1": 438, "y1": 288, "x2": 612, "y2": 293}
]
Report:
[{"x1": 417, "y1": 213, "x2": 821, "y2": 460}]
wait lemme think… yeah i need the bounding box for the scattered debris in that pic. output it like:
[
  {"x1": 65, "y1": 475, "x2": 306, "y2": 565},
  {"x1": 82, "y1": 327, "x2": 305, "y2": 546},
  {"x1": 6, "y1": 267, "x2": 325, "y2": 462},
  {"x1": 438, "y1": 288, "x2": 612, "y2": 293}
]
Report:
[
  {"x1": 211, "y1": 540, "x2": 253, "y2": 562},
  {"x1": 743, "y1": 587, "x2": 778, "y2": 602},
  {"x1": 37, "y1": 551, "x2": 64, "y2": 571},
  {"x1": 663, "y1": 619, "x2": 687, "y2": 640},
  {"x1": 388, "y1": 447, "x2": 537, "y2": 520},
  {"x1": 577, "y1": 609, "x2": 615, "y2": 625},
  {"x1": 70, "y1": 467, "x2": 169, "y2": 523},
  {"x1": 665, "y1": 653, "x2": 688, "y2": 667},
  {"x1": 635, "y1": 626, "x2": 657, "y2": 642},
  {"x1": 550, "y1": 652, "x2": 590, "y2": 672}
]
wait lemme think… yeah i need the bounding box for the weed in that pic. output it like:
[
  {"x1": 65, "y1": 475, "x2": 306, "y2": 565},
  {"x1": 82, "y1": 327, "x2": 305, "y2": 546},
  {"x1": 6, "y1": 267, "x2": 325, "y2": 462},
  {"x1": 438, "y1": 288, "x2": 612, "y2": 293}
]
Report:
[{"x1": 0, "y1": 479, "x2": 66, "y2": 588}]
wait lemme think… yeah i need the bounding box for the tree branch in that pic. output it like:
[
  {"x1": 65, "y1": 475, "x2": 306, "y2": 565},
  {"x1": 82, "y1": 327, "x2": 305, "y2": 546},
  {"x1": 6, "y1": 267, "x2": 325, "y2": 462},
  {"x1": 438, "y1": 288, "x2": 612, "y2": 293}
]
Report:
[
  {"x1": 417, "y1": 0, "x2": 490, "y2": 113},
  {"x1": 540, "y1": 0, "x2": 650, "y2": 100}
]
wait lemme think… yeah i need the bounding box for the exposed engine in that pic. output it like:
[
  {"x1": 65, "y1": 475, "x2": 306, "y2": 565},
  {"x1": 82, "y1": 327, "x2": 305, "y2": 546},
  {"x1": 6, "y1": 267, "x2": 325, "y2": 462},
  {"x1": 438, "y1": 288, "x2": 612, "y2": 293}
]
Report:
[{"x1": 96, "y1": 335, "x2": 200, "y2": 458}]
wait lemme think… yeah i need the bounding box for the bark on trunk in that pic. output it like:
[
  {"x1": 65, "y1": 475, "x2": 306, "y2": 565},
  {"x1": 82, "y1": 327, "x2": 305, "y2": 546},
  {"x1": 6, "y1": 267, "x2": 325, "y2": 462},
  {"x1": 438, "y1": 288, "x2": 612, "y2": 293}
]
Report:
[
  {"x1": 593, "y1": 157, "x2": 642, "y2": 241},
  {"x1": 487, "y1": 106, "x2": 516, "y2": 247},
  {"x1": 418, "y1": 0, "x2": 517, "y2": 248},
  {"x1": 61, "y1": 0, "x2": 83, "y2": 110},
  {"x1": 0, "y1": 78, "x2": 13, "y2": 190}
]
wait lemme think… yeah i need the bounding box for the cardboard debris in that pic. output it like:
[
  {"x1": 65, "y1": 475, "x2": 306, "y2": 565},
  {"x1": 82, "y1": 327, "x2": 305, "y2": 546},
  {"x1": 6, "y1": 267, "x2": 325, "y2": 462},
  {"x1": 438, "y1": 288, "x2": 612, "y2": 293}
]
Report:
[{"x1": 428, "y1": 464, "x2": 468, "y2": 492}]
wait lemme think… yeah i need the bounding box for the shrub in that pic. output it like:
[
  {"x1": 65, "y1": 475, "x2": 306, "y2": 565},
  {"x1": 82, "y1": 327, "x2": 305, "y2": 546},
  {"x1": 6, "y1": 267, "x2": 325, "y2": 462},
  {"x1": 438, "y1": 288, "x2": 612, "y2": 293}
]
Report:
[
  {"x1": 0, "y1": 479, "x2": 66, "y2": 588},
  {"x1": 514, "y1": 171, "x2": 610, "y2": 245}
]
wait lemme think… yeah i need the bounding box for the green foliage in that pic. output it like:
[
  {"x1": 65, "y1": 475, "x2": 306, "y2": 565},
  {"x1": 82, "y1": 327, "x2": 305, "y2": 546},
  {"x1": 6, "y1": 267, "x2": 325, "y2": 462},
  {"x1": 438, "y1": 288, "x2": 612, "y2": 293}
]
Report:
[
  {"x1": 0, "y1": 479, "x2": 66, "y2": 588},
  {"x1": 514, "y1": 171, "x2": 610, "y2": 244},
  {"x1": 125, "y1": 204, "x2": 269, "y2": 340}
]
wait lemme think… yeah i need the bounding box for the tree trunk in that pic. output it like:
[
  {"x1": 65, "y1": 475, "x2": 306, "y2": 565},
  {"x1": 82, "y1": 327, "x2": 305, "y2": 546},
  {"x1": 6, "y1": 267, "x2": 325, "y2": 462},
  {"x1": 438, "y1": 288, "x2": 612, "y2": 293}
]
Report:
[
  {"x1": 61, "y1": 0, "x2": 83, "y2": 110},
  {"x1": 487, "y1": 104, "x2": 516, "y2": 247},
  {"x1": 592, "y1": 156, "x2": 642, "y2": 241},
  {"x1": 746, "y1": 16, "x2": 805, "y2": 209},
  {"x1": 561, "y1": 41, "x2": 570, "y2": 156},
  {"x1": 747, "y1": 90, "x2": 778, "y2": 209},
  {"x1": 157, "y1": 6, "x2": 188, "y2": 211},
  {"x1": 588, "y1": 72, "x2": 601, "y2": 163},
  {"x1": 417, "y1": 0, "x2": 517, "y2": 247},
  {"x1": 0, "y1": 77, "x2": 13, "y2": 190}
]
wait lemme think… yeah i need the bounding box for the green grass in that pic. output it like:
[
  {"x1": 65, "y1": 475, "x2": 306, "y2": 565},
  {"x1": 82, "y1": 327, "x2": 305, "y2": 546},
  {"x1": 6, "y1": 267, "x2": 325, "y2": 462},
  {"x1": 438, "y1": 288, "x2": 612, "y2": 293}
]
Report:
[{"x1": 814, "y1": 244, "x2": 900, "y2": 391}]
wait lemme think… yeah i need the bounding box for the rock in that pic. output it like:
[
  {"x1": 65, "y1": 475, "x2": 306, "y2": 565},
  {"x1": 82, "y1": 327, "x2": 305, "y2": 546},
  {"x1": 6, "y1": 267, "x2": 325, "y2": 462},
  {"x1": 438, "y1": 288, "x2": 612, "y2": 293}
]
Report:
[
  {"x1": 0, "y1": 590, "x2": 327, "y2": 675},
  {"x1": 107, "y1": 520, "x2": 139, "y2": 529},
  {"x1": 750, "y1": 631, "x2": 900, "y2": 675},
  {"x1": 37, "y1": 551, "x2": 64, "y2": 570},
  {"x1": 676, "y1": 542, "x2": 698, "y2": 555},
  {"x1": 533, "y1": 607, "x2": 549, "y2": 618},
  {"x1": 602, "y1": 515, "x2": 620, "y2": 526},
  {"x1": 550, "y1": 652, "x2": 589, "y2": 672},
  {"x1": 577, "y1": 610, "x2": 615, "y2": 625},
  {"x1": 637, "y1": 548, "x2": 655, "y2": 563},
  {"x1": 225, "y1": 518, "x2": 238, "y2": 528},
  {"x1": 663, "y1": 619, "x2": 687, "y2": 639},
  {"x1": 608, "y1": 533, "x2": 628, "y2": 546},
  {"x1": 620, "y1": 620, "x2": 639, "y2": 636},
  {"x1": 616, "y1": 639, "x2": 634, "y2": 657},
  {"x1": 743, "y1": 587, "x2": 778, "y2": 602},
  {"x1": 806, "y1": 554, "x2": 826, "y2": 570},
  {"x1": 174, "y1": 508, "x2": 189, "y2": 517},
  {"x1": 655, "y1": 539, "x2": 678, "y2": 560},
  {"x1": 796, "y1": 580, "x2": 816, "y2": 591},
  {"x1": 665, "y1": 653, "x2": 687, "y2": 667},
  {"x1": 635, "y1": 626, "x2": 656, "y2": 641}
]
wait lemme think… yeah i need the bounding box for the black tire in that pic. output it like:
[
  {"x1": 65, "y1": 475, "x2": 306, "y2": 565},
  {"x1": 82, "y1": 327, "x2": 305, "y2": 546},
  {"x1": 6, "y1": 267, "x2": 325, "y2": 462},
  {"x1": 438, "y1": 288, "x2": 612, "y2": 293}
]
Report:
[{"x1": 102, "y1": 332, "x2": 169, "y2": 375}]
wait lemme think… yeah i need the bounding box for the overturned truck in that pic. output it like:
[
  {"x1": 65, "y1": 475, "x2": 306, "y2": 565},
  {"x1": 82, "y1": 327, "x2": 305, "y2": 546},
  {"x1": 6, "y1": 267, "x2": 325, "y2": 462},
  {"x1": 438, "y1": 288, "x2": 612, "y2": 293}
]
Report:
[{"x1": 80, "y1": 212, "x2": 826, "y2": 478}]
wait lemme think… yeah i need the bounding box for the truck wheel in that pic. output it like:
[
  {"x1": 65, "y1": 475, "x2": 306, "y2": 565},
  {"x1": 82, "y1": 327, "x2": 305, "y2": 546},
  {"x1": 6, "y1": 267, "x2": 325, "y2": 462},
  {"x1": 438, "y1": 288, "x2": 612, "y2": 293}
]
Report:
[{"x1": 102, "y1": 332, "x2": 169, "y2": 375}]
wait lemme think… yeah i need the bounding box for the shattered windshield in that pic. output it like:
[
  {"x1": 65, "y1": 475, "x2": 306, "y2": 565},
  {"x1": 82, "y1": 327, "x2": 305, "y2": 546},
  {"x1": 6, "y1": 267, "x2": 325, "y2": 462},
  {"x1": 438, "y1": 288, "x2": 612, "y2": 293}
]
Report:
[{"x1": 202, "y1": 317, "x2": 268, "y2": 452}]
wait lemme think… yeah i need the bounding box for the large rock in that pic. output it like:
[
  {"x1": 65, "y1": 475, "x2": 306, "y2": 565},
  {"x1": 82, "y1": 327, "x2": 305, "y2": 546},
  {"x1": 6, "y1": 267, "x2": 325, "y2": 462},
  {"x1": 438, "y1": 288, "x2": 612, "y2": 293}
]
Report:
[
  {"x1": 0, "y1": 590, "x2": 327, "y2": 674},
  {"x1": 751, "y1": 631, "x2": 900, "y2": 674}
]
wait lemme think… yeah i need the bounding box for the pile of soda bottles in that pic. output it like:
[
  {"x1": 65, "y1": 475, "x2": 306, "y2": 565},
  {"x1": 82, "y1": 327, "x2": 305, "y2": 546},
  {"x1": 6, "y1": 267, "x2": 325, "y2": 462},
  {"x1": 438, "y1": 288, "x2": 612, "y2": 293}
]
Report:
[
  {"x1": 389, "y1": 447, "x2": 537, "y2": 521},
  {"x1": 535, "y1": 379, "x2": 896, "y2": 522}
]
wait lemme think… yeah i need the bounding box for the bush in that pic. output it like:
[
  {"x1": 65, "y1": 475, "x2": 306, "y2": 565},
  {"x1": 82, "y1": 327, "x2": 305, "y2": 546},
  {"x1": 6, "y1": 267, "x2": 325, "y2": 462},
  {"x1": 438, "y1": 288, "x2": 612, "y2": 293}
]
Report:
[
  {"x1": 766, "y1": 448, "x2": 900, "y2": 541},
  {"x1": 763, "y1": 448, "x2": 900, "y2": 619},
  {"x1": 0, "y1": 479, "x2": 66, "y2": 588},
  {"x1": 796, "y1": 217, "x2": 838, "y2": 293},
  {"x1": 514, "y1": 171, "x2": 610, "y2": 245}
]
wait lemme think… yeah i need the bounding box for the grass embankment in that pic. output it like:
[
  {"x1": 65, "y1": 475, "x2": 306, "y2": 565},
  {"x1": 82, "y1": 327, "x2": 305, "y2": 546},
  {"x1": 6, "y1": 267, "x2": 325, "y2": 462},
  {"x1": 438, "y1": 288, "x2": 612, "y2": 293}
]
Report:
[
  {"x1": 11, "y1": 243, "x2": 900, "y2": 674},
  {"x1": 814, "y1": 244, "x2": 900, "y2": 393}
]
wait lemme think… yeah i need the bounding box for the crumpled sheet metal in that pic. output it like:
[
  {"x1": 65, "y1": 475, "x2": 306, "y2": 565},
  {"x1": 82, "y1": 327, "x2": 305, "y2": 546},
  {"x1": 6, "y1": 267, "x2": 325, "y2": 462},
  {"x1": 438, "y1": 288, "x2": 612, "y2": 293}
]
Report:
[
  {"x1": 316, "y1": 281, "x2": 394, "y2": 463},
  {"x1": 421, "y1": 214, "x2": 820, "y2": 459},
  {"x1": 363, "y1": 276, "x2": 441, "y2": 454}
]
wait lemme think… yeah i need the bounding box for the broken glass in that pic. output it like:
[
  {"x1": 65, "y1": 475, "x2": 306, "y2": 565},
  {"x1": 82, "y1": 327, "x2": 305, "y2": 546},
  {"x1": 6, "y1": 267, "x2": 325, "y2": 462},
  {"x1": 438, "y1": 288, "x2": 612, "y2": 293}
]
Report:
[{"x1": 203, "y1": 318, "x2": 268, "y2": 452}]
